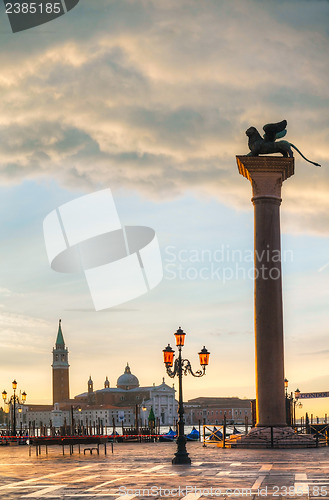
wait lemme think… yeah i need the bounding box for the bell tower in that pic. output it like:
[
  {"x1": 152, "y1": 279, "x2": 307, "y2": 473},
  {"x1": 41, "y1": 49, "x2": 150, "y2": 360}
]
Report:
[
  {"x1": 52, "y1": 319, "x2": 70, "y2": 404},
  {"x1": 87, "y1": 375, "x2": 95, "y2": 404}
]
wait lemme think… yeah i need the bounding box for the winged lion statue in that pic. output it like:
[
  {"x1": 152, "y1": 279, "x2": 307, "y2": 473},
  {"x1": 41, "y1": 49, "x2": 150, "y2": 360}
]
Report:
[{"x1": 245, "y1": 120, "x2": 321, "y2": 166}]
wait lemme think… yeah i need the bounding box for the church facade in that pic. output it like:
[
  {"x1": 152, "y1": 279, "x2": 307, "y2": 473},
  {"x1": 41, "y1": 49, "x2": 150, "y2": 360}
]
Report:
[{"x1": 75, "y1": 364, "x2": 178, "y2": 426}]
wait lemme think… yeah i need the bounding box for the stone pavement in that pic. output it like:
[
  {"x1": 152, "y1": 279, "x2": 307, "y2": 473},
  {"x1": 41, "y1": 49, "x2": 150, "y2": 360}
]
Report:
[{"x1": 1, "y1": 441, "x2": 329, "y2": 499}]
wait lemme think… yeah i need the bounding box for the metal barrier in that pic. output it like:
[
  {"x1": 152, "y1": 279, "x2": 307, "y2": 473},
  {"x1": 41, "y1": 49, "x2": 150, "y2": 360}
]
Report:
[
  {"x1": 203, "y1": 423, "x2": 329, "y2": 449},
  {"x1": 307, "y1": 424, "x2": 329, "y2": 447},
  {"x1": 28, "y1": 436, "x2": 111, "y2": 456},
  {"x1": 203, "y1": 421, "x2": 247, "y2": 448}
]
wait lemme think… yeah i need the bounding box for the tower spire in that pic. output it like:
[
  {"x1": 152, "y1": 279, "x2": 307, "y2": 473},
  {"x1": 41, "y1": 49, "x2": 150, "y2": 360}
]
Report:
[{"x1": 56, "y1": 319, "x2": 65, "y2": 347}]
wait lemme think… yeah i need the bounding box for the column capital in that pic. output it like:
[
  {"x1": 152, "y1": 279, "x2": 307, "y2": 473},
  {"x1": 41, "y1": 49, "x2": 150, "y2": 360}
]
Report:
[{"x1": 236, "y1": 156, "x2": 294, "y2": 200}]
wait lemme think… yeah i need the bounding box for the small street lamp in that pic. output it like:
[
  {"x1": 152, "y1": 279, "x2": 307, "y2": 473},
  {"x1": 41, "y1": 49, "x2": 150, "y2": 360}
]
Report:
[
  {"x1": 284, "y1": 379, "x2": 302, "y2": 426},
  {"x1": 284, "y1": 378, "x2": 290, "y2": 424},
  {"x1": 284, "y1": 378, "x2": 289, "y2": 397},
  {"x1": 163, "y1": 327, "x2": 210, "y2": 465},
  {"x1": 293, "y1": 388, "x2": 303, "y2": 426},
  {"x1": 2, "y1": 380, "x2": 27, "y2": 437},
  {"x1": 70, "y1": 405, "x2": 82, "y2": 435},
  {"x1": 137, "y1": 401, "x2": 148, "y2": 428}
]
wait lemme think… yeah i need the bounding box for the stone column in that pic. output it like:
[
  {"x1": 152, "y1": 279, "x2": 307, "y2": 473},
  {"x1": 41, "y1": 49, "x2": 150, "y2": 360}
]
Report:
[{"x1": 236, "y1": 156, "x2": 294, "y2": 427}]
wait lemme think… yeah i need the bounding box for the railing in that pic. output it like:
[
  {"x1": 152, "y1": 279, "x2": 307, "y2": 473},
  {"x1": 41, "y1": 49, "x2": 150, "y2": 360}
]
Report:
[
  {"x1": 203, "y1": 420, "x2": 249, "y2": 448},
  {"x1": 294, "y1": 423, "x2": 329, "y2": 447},
  {"x1": 203, "y1": 422, "x2": 329, "y2": 448}
]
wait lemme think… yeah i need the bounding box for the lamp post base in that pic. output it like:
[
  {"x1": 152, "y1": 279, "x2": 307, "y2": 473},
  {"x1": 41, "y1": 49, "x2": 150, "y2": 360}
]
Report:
[
  {"x1": 172, "y1": 452, "x2": 191, "y2": 465},
  {"x1": 172, "y1": 436, "x2": 191, "y2": 465}
]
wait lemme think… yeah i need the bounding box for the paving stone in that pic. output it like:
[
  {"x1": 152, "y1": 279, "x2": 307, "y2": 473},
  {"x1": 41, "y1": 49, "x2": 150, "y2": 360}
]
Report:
[{"x1": 0, "y1": 442, "x2": 329, "y2": 498}]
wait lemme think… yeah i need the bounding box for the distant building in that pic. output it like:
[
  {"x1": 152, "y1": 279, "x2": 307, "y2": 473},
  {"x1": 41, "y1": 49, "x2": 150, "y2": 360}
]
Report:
[
  {"x1": 14, "y1": 321, "x2": 252, "y2": 432},
  {"x1": 184, "y1": 397, "x2": 252, "y2": 425},
  {"x1": 16, "y1": 322, "x2": 177, "y2": 430},
  {"x1": 75, "y1": 364, "x2": 177, "y2": 425},
  {"x1": 17, "y1": 404, "x2": 54, "y2": 430},
  {"x1": 16, "y1": 402, "x2": 137, "y2": 430},
  {"x1": 52, "y1": 319, "x2": 69, "y2": 405}
]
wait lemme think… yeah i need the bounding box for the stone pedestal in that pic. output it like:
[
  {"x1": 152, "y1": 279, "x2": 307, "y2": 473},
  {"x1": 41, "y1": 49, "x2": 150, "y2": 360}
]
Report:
[{"x1": 236, "y1": 156, "x2": 294, "y2": 427}]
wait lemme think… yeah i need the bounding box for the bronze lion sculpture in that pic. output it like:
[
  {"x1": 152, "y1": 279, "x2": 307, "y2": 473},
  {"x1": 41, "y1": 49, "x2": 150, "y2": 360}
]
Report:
[{"x1": 246, "y1": 120, "x2": 321, "y2": 167}]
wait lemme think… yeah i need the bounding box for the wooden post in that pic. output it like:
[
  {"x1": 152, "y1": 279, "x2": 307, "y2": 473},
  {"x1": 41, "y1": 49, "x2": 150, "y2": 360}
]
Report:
[{"x1": 223, "y1": 415, "x2": 226, "y2": 449}]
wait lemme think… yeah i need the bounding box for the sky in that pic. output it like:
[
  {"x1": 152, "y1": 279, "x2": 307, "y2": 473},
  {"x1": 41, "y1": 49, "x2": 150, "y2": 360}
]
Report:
[{"x1": 0, "y1": 0, "x2": 328, "y2": 419}]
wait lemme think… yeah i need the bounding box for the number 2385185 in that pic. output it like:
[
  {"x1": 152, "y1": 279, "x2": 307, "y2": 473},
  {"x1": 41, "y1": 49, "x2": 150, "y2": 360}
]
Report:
[{"x1": 5, "y1": 3, "x2": 62, "y2": 14}]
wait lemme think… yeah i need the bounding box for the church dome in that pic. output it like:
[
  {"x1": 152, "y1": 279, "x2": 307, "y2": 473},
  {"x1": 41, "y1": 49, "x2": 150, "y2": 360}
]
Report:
[{"x1": 117, "y1": 363, "x2": 139, "y2": 389}]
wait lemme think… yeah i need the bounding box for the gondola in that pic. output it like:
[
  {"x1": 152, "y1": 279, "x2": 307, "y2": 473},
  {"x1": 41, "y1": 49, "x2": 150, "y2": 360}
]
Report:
[
  {"x1": 186, "y1": 427, "x2": 200, "y2": 441},
  {"x1": 159, "y1": 428, "x2": 177, "y2": 442}
]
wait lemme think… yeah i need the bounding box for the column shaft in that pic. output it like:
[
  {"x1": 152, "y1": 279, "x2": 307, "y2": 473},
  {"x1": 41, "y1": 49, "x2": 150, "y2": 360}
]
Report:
[
  {"x1": 236, "y1": 156, "x2": 294, "y2": 429},
  {"x1": 253, "y1": 196, "x2": 286, "y2": 426}
]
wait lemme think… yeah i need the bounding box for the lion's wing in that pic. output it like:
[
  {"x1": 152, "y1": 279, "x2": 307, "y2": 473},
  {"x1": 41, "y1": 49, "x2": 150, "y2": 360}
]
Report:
[{"x1": 263, "y1": 120, "x2": 287, "y2": 142}]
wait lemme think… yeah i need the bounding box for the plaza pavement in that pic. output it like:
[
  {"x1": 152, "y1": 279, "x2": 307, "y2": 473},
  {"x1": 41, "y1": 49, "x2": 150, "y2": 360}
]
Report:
[{"x1": 0, "y1": 441, "x2": 329, "y2": 499}]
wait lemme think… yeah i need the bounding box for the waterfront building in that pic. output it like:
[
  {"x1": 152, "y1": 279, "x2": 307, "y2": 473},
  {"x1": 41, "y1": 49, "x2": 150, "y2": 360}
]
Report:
[
  {"x1": 12, "y1": 321, "x2": 250, "y2": 432},
  {"x1": 75, "y1": 365, "x2": 177, "y2": 426},
  {"x1": 184, "y1": 397, "x2": 252, "y2": 425},
  {"x1": 16, "y1": 403, "x2": 137, "y2": 431},
  {"x1": 15, "y1": 322, "x2": 177, "y2": 431}
]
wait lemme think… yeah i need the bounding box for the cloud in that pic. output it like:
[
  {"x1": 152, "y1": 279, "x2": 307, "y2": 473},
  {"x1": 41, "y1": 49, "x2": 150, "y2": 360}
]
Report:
[
  {"x1": 302, "y1": 349, "x2": 329, "y2": 357},
  {"x1": 0, "y1": 312, "x2": 51, "y2": 362},
  {"x1": 0, "y1": 0, "x2": 327, "y2": 232}
]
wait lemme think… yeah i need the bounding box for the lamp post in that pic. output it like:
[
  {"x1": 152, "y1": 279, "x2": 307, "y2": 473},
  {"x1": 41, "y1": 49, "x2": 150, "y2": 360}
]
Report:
[
  {"x1": 70, "y1": 405, "x2": 81, "y2": 435},
  {"x1": 284, "y1": 378, "x2": 288, "y2": 397},
  {"x1": 2, "y1": 380, "x2": 27, "y2": 437},
  {"x1": 284, "y1": 379, "x2": 302, "y2": 427},
  {"x1": 284, "y1": 378, "x2": 291, "y2": 425},
  {"x1": 293, "y1": 389, "x2": 302, "y2": 426},
  {"x1": 141, "y1": 402, "x2": 147, "y2": 427},
  {"x1": 163, "y1": 327, "x2": 210, "y2": 465}
]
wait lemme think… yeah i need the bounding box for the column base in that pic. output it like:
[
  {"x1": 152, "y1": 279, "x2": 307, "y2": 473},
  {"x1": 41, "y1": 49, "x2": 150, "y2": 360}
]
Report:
[{"x1": 228, "y1": 426, "x2": 318, "y2": 449}]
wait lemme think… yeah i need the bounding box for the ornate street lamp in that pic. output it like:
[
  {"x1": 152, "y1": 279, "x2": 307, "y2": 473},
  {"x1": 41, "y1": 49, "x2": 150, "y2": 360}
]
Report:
[
  {"x1": 284, "y1": 378, "x2": 291, "y2": 425},
  {"x1": 2, "y1": 381, "x2": 27, "y2": 437},
  {"x1": 293, "y1": 389, "x2": 303, "y2": 426},
  {"x1": 163, "y1": 327, "x2": 210, "y2": 465},
  {"x1": 284, "y1": 379, "x2": 302, "y2": 426},
  {"x1": 70, "y1": 405, "x2": 81, "y2": 435},
  {"x1": 284, "y1": 378, "x2": 288, "y2": 397}
]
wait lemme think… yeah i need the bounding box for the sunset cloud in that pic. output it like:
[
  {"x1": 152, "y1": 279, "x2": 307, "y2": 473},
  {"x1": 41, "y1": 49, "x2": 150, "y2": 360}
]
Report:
[{"x1": 0, "y1": 0, "x2": 327, "y2": 235}]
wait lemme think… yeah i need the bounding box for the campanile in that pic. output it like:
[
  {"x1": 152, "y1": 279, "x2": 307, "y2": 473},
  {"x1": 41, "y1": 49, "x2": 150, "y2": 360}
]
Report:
[{"x1": 52, "y1": 319, "x2": 70, "y2": 404}]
